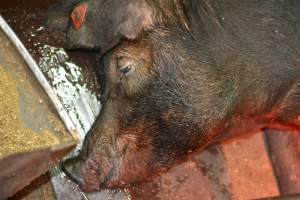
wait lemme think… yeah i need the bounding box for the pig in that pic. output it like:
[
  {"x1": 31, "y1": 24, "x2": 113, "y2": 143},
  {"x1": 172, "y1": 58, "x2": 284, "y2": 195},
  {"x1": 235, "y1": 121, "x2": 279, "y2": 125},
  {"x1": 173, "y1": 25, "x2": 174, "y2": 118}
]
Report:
[
  {"x1": 46, "y1": 0, "x2": 83, "y2": 32},
  {"x1": 48, "y1": 0, "x2": 300, "y2": 192}
]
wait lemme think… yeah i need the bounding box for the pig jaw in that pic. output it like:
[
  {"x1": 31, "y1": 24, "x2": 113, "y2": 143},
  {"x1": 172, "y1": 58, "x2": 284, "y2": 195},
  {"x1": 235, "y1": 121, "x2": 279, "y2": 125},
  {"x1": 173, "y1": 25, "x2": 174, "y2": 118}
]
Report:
[
  {"x1": 62, "y1": 133, "x2": 154, "y2": 192},
  {"x1": 62, "y1": 98, "x2": 154, "y2": 191},
  {"x1": 63, "y1": 152, "x2": 116, "y2": 192}
]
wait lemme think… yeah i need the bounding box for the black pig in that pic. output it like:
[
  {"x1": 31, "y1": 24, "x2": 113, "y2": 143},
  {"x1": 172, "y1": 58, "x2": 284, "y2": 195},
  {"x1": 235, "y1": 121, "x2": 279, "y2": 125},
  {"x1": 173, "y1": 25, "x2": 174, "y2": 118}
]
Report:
[{"x1": 48, "y1": 0, "x2": 300, "y2": 192}]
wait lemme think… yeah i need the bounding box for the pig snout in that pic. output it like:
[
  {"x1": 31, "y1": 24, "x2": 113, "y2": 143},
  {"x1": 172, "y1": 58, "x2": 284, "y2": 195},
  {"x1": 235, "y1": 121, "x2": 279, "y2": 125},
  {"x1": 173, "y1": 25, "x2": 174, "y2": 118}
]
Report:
[
  {"x1": 62, "y1": 150, "x2": 114, "y2": 192},
  {"x1": 62, "y1": 109, "x2": 154, "y2": 191},
  {"x1": 62, "y1": 109, "x2": 121, "y2": 192}
]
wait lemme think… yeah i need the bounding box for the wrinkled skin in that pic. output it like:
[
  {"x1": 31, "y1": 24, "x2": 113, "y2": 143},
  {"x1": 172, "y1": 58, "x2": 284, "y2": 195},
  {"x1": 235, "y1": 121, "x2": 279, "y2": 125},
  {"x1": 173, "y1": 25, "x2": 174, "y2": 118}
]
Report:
[{"x1": 48, "y1": 0, "x2": 300, "y2": 192}]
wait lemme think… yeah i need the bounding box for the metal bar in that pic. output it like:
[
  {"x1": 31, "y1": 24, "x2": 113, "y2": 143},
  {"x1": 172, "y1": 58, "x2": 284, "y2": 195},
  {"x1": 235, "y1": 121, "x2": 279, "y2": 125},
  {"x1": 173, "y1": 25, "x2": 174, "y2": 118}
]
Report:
[{"x1": 0, "y1": 143, "x2": 76, "y2": 200}]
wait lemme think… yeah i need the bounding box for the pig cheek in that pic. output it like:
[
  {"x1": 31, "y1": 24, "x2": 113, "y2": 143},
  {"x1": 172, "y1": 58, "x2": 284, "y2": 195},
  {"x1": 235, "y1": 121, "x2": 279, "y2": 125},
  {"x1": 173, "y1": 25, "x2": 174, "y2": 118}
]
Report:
[
  {"x1": 116, "y1": 134, "x2": 138, "y2": 153},
  {"x1": 104, "y1": 134, "x2": 139, "y2": 187},
  {"x1": 108, "y1": 129, "x2": 154, "y2": 187},
  {"x1": 79, "y1": 154, "x2": 114, "y2": 191}
]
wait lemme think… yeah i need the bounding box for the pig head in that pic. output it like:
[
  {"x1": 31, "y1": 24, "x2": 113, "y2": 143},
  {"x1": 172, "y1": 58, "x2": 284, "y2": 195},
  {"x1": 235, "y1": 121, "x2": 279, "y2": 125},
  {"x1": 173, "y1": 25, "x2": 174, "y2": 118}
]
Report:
[{"x1": 63, "y1": 29, "x2": 214, "y2": 191}]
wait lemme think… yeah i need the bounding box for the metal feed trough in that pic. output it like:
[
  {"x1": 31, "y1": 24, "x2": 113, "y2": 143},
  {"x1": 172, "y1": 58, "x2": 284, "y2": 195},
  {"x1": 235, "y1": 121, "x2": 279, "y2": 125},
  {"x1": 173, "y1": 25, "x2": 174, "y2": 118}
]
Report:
[
  {"x1": 0, "y1": 15, "x2": 129, "y2": 200},
  {"x1": 0, "y1": 15, "x2": 76, "y2": 199}
]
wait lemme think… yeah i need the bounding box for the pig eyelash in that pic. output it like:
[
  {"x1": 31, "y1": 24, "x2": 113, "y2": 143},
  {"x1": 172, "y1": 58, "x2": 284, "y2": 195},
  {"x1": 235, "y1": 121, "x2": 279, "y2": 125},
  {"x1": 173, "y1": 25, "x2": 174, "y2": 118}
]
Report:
[
  {"x1": 117, "y1": 56, "x2": 144, "y2": 77},
  {"x1": 120, "y1": 64, "x2": 136, "y2": 76}
]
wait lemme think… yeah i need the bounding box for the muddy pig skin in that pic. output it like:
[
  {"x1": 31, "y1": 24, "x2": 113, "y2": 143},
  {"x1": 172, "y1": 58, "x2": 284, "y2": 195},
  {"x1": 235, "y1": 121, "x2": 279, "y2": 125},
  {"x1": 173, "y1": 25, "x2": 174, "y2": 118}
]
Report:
[{"x1": 48, "y1": 0, "x2": 300, "y2": 192}]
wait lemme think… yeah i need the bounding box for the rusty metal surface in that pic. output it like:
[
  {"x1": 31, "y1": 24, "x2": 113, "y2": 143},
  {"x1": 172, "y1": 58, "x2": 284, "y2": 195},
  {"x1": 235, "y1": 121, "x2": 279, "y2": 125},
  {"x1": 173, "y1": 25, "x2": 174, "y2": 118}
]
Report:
[
  {"x1": 0, "y1": 143, "x2": 76, "y2": 200},
  {"x1": 266, "y1": 130, "x2": 300, "y2": 195},
  {"x1": 10, "y1": 175, "x2": 56, "y2": 200},
  {"x1": 220, "y1": 132, "x2": 280, "y2": 200}
]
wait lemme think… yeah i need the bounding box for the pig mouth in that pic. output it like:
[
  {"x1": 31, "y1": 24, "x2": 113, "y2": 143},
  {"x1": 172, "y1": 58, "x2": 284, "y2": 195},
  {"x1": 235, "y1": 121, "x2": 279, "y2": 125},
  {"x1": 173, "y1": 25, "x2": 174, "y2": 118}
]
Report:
[
  {"x1": 62, "y1": 158, "x2": 89, "y2": 189},
  {"x1": 62, "y1": 154, "x2": 119, "y2": 191}
]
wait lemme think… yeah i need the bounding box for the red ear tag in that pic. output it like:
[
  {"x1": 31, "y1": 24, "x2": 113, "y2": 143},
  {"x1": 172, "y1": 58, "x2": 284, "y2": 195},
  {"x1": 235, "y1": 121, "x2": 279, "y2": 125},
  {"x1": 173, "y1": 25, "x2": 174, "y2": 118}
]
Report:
[{"x1": 71, "y1": 3, "x2": 88, "y2": 30}]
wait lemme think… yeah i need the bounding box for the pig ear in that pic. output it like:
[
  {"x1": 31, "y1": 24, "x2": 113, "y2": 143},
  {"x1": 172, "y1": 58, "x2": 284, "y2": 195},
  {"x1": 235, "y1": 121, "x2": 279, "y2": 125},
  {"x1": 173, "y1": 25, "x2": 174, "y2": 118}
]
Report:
[
  {"x1": 46, "y1": 0, "x2": 83, "y2": 31},
  {"x1": 116, "y1": 3, "x2": 154, "y2": 40}
]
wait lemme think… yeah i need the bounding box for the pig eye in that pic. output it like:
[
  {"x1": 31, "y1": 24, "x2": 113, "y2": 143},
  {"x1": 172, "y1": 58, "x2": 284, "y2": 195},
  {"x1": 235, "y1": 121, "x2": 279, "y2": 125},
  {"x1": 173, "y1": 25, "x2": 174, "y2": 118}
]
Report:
[
  {"x1": 71, "y1": 3, "x2": 88, "y2": 30},
  {"x1": 119, "y1": 64, "x2": 135, "y2": 76},
  {"x1": 118, "y1": 58, "x2": 136, "y2": 76}
]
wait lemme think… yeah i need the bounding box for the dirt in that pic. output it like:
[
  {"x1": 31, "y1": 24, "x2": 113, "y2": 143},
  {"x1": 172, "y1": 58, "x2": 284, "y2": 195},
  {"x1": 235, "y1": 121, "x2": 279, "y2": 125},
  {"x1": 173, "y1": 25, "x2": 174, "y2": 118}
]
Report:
[
  {"x1": 0, "y1": 66, "x2": 59, "y2": 158},
  {"x1": 0, "y1": 6, "x2": 102, "y2": 95}
]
